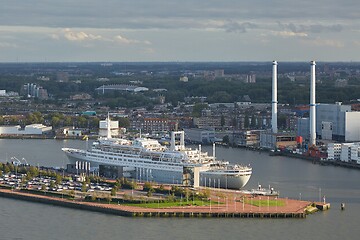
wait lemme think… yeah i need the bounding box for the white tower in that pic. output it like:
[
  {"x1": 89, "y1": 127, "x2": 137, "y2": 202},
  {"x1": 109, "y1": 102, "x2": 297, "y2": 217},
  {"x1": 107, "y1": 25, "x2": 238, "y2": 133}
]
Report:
[
  {"x1": 310, "y1": 61, "x2": 316, "y2": 146},
  {"x1": 272, "y1": 61, "x2": 278, "y2": 133}
]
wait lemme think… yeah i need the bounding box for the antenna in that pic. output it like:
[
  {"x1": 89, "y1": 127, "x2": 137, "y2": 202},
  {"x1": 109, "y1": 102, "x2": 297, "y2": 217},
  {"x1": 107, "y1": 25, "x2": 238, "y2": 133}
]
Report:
[{"x1": 107, "y1": 113, "x2": 111, "y2": 139}]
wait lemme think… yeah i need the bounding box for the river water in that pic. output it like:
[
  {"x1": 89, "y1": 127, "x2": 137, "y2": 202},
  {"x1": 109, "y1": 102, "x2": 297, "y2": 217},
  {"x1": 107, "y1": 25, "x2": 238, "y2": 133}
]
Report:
[{"x1": 0, "y1": 139, "x2": 359, "y2": 240}]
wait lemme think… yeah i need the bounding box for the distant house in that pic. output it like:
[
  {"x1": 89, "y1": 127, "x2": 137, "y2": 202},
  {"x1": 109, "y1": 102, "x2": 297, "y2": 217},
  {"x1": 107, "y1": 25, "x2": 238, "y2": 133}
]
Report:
[{"x1": 63, "y1": 127, "x2": 83, "y2": 137}]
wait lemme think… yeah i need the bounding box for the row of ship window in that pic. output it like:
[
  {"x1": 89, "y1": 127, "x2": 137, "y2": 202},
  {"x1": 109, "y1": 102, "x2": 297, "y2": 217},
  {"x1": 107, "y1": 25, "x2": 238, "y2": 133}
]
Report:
[{"x1": 88, "y1": 154, "x2": 183, "y2": 169}]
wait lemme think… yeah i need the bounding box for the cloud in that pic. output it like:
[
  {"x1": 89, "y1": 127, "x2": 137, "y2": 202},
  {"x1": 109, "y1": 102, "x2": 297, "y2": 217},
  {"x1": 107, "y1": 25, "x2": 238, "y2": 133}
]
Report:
[
  {"x1": 0, "y1": 1, "x2": 357, "y2": 31},
  {"x1": 144, "y1": 48, "x2": 155, "y2": 54},
  {"x1": 50, "y1": 28, "x2": 151, "y2": 45},
  {"x1": 0, "y1": 42, "x2": 18, "y2": 48},
  {"x1": 272, "y1": 31, "x2": 308, "y2": 38},
  {"x1": 114, "y1": 35, "x2": 151, "y2": 45},
  {"x1": 353, "y1": 40, "x2": 360, "y2": 46},
  {"x1": 63, "y1": 28, "x2": 102, "y2": 41},
  {"x1": 278, "y1": 22, "x2": 344, "y2": 34},
  {"x1": 114, "y1": 35, "x2": 139, "y2": 44},
  {"x1": 223, "y1": 22, "x2": 257, "y2": 33},
  {"x1": 301, "y1": 38, "x2": 345, "y2": 48}
]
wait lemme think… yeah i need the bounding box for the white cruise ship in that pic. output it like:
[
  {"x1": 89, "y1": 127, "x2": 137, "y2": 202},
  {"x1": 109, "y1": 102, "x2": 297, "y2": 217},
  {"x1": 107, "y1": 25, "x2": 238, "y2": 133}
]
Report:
[{"x1": 62, "y1": 119, "x2": 252, "y2": 189}]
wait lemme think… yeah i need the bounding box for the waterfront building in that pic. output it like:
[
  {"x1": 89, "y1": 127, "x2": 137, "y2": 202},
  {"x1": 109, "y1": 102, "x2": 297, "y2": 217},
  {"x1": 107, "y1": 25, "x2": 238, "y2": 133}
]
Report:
[
  {"x1": 297, "y1": 102, "x2": 360, "y2": 142},
  {"x1": 193, "y1": 116, "x2": 221, "y2": 129},
  {"x1": 99, "y1": 119, "x2": 119, "y2": 137},
  {"x1": 62, "y1": 127, "x2": 84, "y2": 137},
  {"x1": 233, "y1": 131, "x2": 260, "y2": 147},
  {"x1": 0, "y1": 124, "x2": 52, "y2": 135},
  {"x1": 184, "y1": 128, "x2": 215, "y2": 144},
  {"x1": 327, "y1": 143, "x2": 342, "y2": 160},
  {"x1": 327, "y1": 142, "x2": 360, "y2": 164},
  {"x1": 260, "y1": 131, "x2": 297, "y2": 149}
]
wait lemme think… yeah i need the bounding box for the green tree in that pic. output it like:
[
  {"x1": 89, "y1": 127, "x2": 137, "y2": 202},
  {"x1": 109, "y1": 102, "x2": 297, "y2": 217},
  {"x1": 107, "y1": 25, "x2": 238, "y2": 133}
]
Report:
[
  {"x1": 28, "y1": 166, "x2": 39, "y2": 178},
  {"x1": 81, "y1": 182, "x2": 87, "y2": 192},
  {"x1": 146, "y1": 188, "x2": 155, "y2": 197},
  {"x1": 192, "y1": 103, "x2": 208, "y2": 117},
  {"x1": 3, "y1": 165, "x2": 10, "y2": 174},
  {"x1": 111, "y1": 187, "x2": 117, "y2": 196},
  {"x1": 69, "y1": 190, "x2": 75, "y2": 199},
  {"x1": 143, "y1": 182, "x2": 153, "y2": 192},
  {"x1": 222, "y1": 135, "x2": 230, "y2": 145},
  {"x1": 64, "y1": 116, "x2": 73, "y2": 126},
  {"x1": 118, "y1": 117, "x2": 130, "y2": 128},
  {"x1": 49, "y1": 180, "x2": 55, "y2": 189},
  {"x1": 55, "y1": 174, "x2": 62, "y2": 185},
  {"x1": 51, "y1": 116, "x2": 61, "y2": 128}
]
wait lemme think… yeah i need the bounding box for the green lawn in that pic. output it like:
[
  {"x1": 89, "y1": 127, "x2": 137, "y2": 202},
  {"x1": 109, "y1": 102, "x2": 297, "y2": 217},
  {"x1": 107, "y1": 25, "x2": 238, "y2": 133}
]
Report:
[
  {"x1": 244, "y1": 198, "x2": 285, "y2": 207},
  {"x1": 122, "y1": 200, "x2": 219, "y2": 208}
]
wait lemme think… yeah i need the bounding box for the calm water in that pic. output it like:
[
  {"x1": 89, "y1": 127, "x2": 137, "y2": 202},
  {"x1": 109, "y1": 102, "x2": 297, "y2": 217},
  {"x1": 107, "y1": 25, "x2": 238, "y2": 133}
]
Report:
[{"x1": 0, "y1": 139, "x2": 359, "y2": 240}]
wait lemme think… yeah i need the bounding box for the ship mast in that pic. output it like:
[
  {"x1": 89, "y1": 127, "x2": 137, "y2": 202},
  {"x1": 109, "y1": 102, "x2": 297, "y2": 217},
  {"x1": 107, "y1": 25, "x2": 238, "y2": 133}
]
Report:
[{"x1": 107, "y1": 112, "x2": 111, "y2": 139}]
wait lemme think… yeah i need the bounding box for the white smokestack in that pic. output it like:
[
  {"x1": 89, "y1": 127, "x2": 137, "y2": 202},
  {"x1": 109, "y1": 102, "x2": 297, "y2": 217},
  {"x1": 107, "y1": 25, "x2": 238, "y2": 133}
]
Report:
[
  {"x1": 310, "y1": 61, "x2": 316, "y2": 146},
  {"x1": 272, "y1": 60, "x2": 278, "y2": 134}
]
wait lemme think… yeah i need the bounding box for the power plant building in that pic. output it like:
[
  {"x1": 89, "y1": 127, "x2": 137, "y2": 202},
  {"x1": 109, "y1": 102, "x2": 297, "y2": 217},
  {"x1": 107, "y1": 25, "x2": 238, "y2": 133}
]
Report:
[{"x1": 297, "y1": 102, "x2": 360, "y2": 142}]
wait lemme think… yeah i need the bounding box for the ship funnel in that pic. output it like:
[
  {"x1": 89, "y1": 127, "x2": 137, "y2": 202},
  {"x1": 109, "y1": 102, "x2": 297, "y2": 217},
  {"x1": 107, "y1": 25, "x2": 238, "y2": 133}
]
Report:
[
  {"x1": 310, "y1": 61, "x2": 316, "y2": 146},
  {"x1": 170, "y1": 131, "x2": 185, "y2": 151},
  {"x1": 272, "y1": 61, "x2": 278, "y2": 133}
]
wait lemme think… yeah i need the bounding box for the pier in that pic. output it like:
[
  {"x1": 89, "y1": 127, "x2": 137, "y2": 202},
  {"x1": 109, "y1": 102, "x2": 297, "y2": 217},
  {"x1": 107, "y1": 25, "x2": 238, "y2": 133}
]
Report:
[{"x1": 0, "y1": 187, "x2": 314, "y2": 219}]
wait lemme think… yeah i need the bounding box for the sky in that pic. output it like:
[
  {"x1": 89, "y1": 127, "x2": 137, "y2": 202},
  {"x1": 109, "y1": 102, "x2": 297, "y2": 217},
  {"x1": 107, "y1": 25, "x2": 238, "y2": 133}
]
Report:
[{"x1": 0, "y1": 0, "x2": 359, "y2": 62}]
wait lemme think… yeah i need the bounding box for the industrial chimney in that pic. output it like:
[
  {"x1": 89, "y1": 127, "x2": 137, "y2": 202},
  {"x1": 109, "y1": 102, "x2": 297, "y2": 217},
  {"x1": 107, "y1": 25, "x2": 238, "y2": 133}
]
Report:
[
  {"x1": 272, "y1": 61, "x2": 278, "y2": 134},
  {"x1": 310, "y1": 61, "x2": 316, "y2": 146}
]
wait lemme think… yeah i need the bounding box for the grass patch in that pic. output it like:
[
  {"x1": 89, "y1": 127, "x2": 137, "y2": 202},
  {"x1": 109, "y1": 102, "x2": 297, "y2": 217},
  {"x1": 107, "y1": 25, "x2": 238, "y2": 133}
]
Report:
[
  {"x1": 122, "y1": 200, "x2": 219, "y2": 208},
  {"x1": 244, "y1": 198, "x2": 285, "y2": 207}
]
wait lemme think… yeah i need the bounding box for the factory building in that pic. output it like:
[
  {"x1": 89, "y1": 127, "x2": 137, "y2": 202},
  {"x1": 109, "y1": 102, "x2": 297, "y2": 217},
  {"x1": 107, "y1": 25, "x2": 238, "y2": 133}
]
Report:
[
  {"x1": 327, "y1": 142, "x2": 360, "y2": 164},
  {"x1": 297, "y1": 102, "x2": 360, "y2": 142}
]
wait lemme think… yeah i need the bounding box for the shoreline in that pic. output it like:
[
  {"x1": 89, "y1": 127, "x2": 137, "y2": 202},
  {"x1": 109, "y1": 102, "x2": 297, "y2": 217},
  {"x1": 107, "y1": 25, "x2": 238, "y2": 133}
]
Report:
[{"x1": 0, "y1": 187, "x2": 317, "y2": 218}]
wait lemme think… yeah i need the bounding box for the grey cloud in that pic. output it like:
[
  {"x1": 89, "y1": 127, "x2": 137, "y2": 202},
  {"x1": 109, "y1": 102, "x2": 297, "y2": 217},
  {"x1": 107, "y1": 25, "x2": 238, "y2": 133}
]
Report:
[
  {"x1": 0, "y1": 0, "x2": 358, "y2": 30},
  {"x1": 223, "y1": 22, "x2": 257, "y2": 33},
  {"x1": 278, "y1": 22, "x2": 344, "y2": 34}
]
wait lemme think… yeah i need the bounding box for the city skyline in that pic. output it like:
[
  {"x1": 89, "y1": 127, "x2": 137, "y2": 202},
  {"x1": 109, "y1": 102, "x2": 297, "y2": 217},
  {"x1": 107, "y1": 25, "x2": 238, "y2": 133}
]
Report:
[{"x1": 0, "y1": 0, "x2": 359, "y2": 62}]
